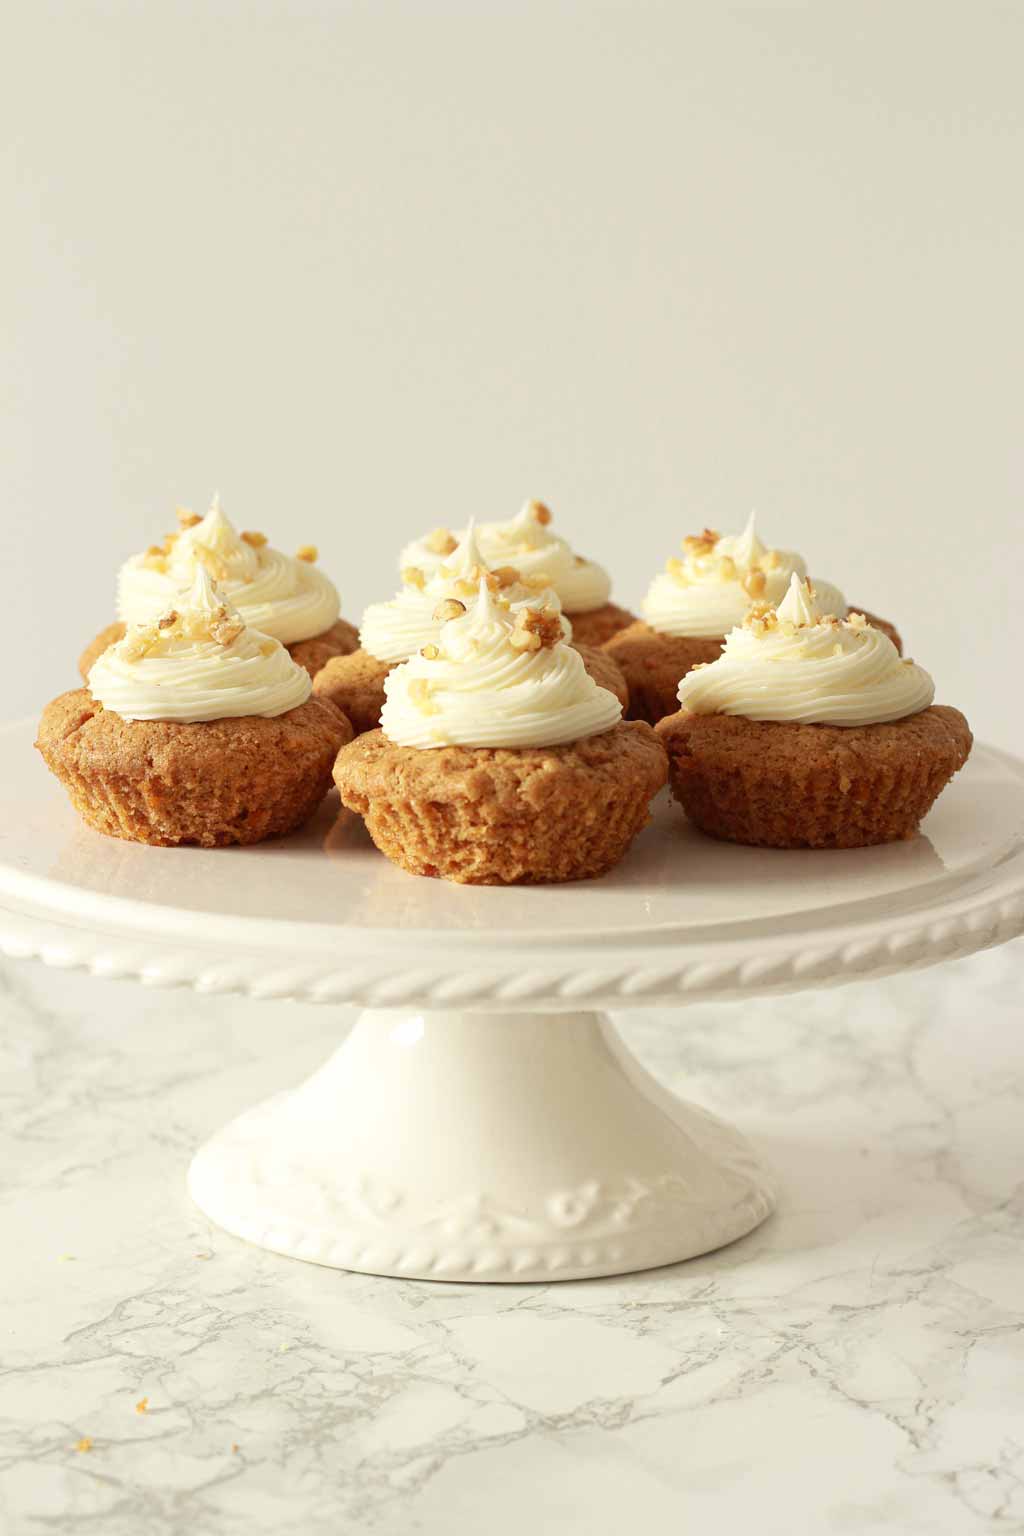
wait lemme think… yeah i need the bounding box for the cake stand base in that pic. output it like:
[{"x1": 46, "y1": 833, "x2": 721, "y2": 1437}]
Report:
[{"x1": 187, "y1": 1009, "x2": 776, "y2": 1282}]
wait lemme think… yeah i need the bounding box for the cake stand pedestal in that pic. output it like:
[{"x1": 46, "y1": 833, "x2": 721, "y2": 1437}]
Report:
[{"x1": 2, "y1": 720, "x2": 1023, "y2": 1282}]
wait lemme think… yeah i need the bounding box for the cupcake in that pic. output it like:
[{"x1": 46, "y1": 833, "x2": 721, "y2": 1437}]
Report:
[
  {"x1": 314, "y1": 522, "x2": 629, "y2": 734},
  {"x1": 655, "y1": 575, "x2": 971, "y2": 849},
  {"x1": 605, "y1": 514, "x2": 902, "y2": 724},
  {"x1": 78, "y1": 495, "x2": 358, "y2": 681},
  {"x1": 334, "y1": 579, "x2": 667, "y2": 884},
  {"x1": 400, "y1": 499, "x2": 636, "y2": 648},
  {"x1": 42, "y1": 568, "x2": 352, "y2": 847}
]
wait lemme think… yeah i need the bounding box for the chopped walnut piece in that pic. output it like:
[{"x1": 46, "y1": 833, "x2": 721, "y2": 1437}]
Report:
[
  {"x1": 141, "y1": 547, "x2": 168, "y2": 573},
  {"x1": 433, "y1": 598, "x2": 467, "y2": 623},
  {"x1": 744, "y1": 601, "x2": 779, "y2": 635},
  {"x1": 758, "y1": 549, "x2": 782, "y2": 572},
  {"x1": 743, "y1": 569, "x2": 767, "y2": 598},
  {"x1": 425, "y1": 527, "x2": 458, "y2": 556},
  {"x1": 210, "y1": 608, "x2": 245, "y2": 646},
  {"x1": 75, "y1": 1438, "x2": 93, "y2": 1454},
  {"x1": 409, "y1": 677, "x2": 439, "y2": 715},
  {"x1": 489, "y1": 565, "x2": 520, "y2": 590},
  {"x1": 452, "y1": 578, "x2": 477, "y2": 600},
  {"x1": 510, "y1": 605, "x2": 562, "y2": 652},
  {"x1": 157, "y1": 610, "x2": 179, "y2": 630},
  {"x1": 241, "y1": 530, "x2": 268, "y2": 548},
  {"x1": 682, "y1": 529, "x2": 720, "y2": 559},
  {"x1": 666, "y1": 556, "x2": 686, "y2": 580},
  {"x1": 846, "y1": 610, "x2": 867, "y2": 629},
  {"x1": 402, "y1": 566, "x2": 426, "y2": 590},
  {"x1": 295, "y1": 545, "x2": 318, "y2": 563},
  {"x1": 528, "y1": 500, "x2": 553, "y2": 526},
  {"x1": 717, "y1": 555, "x2": 737, "y2": 580},
  {"x1": 421, "y1": 643, "x2": 440, "y2": 660},
  {"x1": 176, "y1": 507, "x2": 201, "y2": 529}
]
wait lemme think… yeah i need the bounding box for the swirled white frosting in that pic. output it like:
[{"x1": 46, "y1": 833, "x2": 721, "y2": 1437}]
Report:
[
  {"x1": 380, "y1": 580, "x2": 622, "y2": 749},
  {"x1": 675, "y1": 575, "x2": 934, "y2": 726},
  {"x1": 400, "y1": 501, "x2": 612, "y2": 614},
  {"x1": 642, "y1": 513, "x2": 846, "y2": 639},
  {"x1": 89, "y1": 567, "x2": 312, "y2": 723},
  {"x1": 116, "y1": 496, "x2": 340, "y2": 646},
  {"x1": 361, "y1": 522, "x2": 570, "y2": 664}
]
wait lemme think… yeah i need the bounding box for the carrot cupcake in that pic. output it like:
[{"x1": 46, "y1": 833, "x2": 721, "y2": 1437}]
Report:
[
  {"x1": 605, "y1": 514, "x2": 902, "y2": 725},
  {"x1": 334, "y1": 580, "x2": 666, "y2": 884},
  {"x1": 400, "y1": 499, "x2": 635, "y2": 648},
  {"x1": 656, "y1": 575, "x2": 971, "y2": 849},
  {"x1": 78, "y1": 494, "x2": 358, "y2": 681},
  {"x1": 43, "y1": 568, "x2": 351, "y2": 847},
  {"x1": 314, "y1": 523, "x2": 628, "y2": 734}
]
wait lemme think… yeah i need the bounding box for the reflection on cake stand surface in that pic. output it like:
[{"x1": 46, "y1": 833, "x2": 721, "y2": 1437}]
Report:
[{"x1": 2, "y1": 719, "x2": 1023, "y2": 1282}]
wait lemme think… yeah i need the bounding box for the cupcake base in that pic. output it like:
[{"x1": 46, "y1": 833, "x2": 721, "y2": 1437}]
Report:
[
  {"x1": 334, "y1": 721, "x2": 667, "y2": 884},
  {"x1": 655, "y1": 705, "x2": 972, "y2": 849},
  {"x1": 315, "y1": 644, "x2": 630, "y2": 737},
  {"x1": 605, "y1": 606, "x2": 904, "y2": 726},
  {"x1": 567, "y1": 601, "x2": 637, "y2": 649},
  {"x1": 37, "y1": 691, "x2": 352, "y2": 847},
  {"x1": 78, "y1": 617, "x2": 360, "y2": 683}
]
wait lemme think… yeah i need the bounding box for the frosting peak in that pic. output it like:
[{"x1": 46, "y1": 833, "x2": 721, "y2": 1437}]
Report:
[
  {"x1": 400, "y1": 501, "x2": 612, "y2": 615},
  {"x1": 641, "y1": 518, "x2": 847, "y2": 640},
  {"x1": 116, "y1": 495, "x2": 340, "y2": 646},
  {"x1": 675, "y1": 579, "x2": 934, "y2": 727},
  {"x1": 89, "y1": 570, "x2": 312, "y2": 723},
  {"x1": 380, "y1": 578, "x2": 622, "y2": 749},
  {"x1": 360, "y1": 524, "x2": 570, "y2": 666}
]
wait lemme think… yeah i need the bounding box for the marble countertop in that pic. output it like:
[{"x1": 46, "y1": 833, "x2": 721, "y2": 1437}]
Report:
[{"x1": 2, "y1": 942, "x2": 1023, "y2": 1535}]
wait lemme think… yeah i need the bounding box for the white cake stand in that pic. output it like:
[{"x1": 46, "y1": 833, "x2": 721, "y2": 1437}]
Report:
[{"x1": 3, "y1": 718, "x2": 1024, "y2": 1282}]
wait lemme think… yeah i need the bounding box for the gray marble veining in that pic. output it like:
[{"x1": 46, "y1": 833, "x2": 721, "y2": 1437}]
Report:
[{"x1": 1, "y1": 943, "x2": 1023, "y2": 1534}]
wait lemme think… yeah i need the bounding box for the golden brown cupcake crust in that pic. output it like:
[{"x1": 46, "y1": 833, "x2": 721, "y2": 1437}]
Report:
[
  {"x1": 37, "y1": 690, "x2": 352, "y2": 847},
  {"x1": 314, "y1": 643, "x2": 630, "y2": 736},
  {"x1": 656, "y1": 704, "x2": 972, "y2": 849},
  {"x1": 567, "y1": 601, "x2": 637, "y2": 649},
  {"x1": 334, "y1": 721, "x2": 668, "y2": 884},
  {"x1": 79, "y1": 617, "x2": 359, "y2": 684}
]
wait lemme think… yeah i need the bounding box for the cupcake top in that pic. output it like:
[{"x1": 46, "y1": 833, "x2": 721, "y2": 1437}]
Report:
[
  {"x1": 400, "y1": 500, "x2": 612, "y2": 615},
  {"x1": 116, "y1": 495, "x2": 340, "y2": 647},
  {"x1": 675, "y1": 574, "x2": 934, "y2": 726},
  {"x1": 361, "y1": 522, "x2": 569, "y2": 664},
  {"x1": 380, "y1": 578, "x2": 622, "y2": 749},
  {"x1": 89, "y1": 567, "x2": 313, "y2": 723},
  {"x1": 642, "y1": 514, "x2": 847, "y2": 639}
]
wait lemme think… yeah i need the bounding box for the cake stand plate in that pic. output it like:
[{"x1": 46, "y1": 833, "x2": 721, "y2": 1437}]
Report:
[{"x1": 3, "y1": 719, "x2": 1023, "y2": 1281}]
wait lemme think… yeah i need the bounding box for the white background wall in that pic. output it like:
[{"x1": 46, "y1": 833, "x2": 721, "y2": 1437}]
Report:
[{"x1": 3, "y1": 2, "x2": 1021, "y2": 749}]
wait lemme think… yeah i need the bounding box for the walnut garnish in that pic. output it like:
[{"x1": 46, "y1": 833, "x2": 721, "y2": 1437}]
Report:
[
  {"x1": 425, "y1": 527, "x2": 458, "y2": 556},
  {"x1": 717, "y1": 555, "x2": 737, "y2": 580},
  {"x1": 433, "y1": 598, "x2": 467, "y2": 623},
  {"x1": 402, "y1": 566, "x2": 426, "y2": 590},
  {"x1": 666, "y1": 556, "x2": 687, "y2": 582},
  {"x1": 421, "y1": 643, "x2": 440, "y2": 660},
  {"x1": 295, "y1": 545, "x2": 318, "y2": 563},
  {"x1": 157, "y1": 609, "x2": 179, "y2": 630},
  {"x1": 743, "y1": 569, "x2": 767, "y2": 598},
  {"x1": 846, "y1": 610, "x2": 867, "y2": 629},
  {"x1": 509, "y1": 605, "x2": 562, "y2": 652},
  {"x1": 452, "y1": 578, "x2": 477, "y2": 600},
  {"x1": 210, "y1": 607, "x2": 245, "y2": 647},
  {"x1": 176, "y1": 507, "x2": 201, "y2": 529},
  {"x1": 682, "y1": 529, "x2": 720, "y2": 559},
  {"x1": 241, "y1": 530, "x2": 267, "y2": 548},
  {"x1": 489, "y1": 565, "x2": 520, "y2": 590},
  {"x1": 744, "y1": 601, "x2": 779, "y2": 635},
  {"x1": 758, "y1": 549, "x2": 782, "y2": 572},
  {"x1": 528, "y1": 500, "x2": 553, "y2": 526},
  {"x1": 409, "y1": 677, "x2": 439, "y2": 715},
  {"x1": 141, "y1": 545, "x2": 168, "y2": 573}
]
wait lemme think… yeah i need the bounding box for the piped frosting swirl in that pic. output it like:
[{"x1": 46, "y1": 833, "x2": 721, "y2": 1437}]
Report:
[
  {"x1": 674, "y1": 574, "x2": 934, "y2": 726},
  {"x1": 116, "y1": 496, "x2": 340, "y2": 646},
  {"x1": 89, "y1": 567, "x2": 312, "y2": 722},
  {"x1": 642, "y1": 513, "x2": 846, "y2": 639},
  {"x1": 380, "y1": 579, "x2": 622, "y2": 749},
  {"x1": 400, "y1": 500, "x2": 611, "y2": 615},
  {"x1": 361, "y1": 522, "x2": 570, "y2": 664}
]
